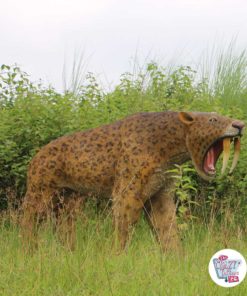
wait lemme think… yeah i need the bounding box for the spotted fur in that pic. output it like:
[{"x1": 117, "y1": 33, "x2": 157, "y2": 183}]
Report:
[{"x1": 21, "y1": 111, "x2": 243, "y2": 251}]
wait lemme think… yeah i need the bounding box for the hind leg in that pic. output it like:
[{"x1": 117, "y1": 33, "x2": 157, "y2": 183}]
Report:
[
  {"x1": 55, "y1": 193, "x2": 84, "y2": 250},
  {"x1": 21, "y1": 186, "x2": 55, "y2": 251}
]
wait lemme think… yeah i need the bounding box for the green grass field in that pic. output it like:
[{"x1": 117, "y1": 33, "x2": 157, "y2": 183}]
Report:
[{"x1": 0, "y1": 210, "x2": 247, "y2": 296}]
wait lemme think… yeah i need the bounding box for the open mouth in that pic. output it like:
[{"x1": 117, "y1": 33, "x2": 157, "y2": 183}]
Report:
[{"x1": 203, "y1": 136, "x2": 241, "y2": 176}]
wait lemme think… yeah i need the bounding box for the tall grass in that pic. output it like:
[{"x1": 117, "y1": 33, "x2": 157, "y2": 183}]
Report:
[
  {"x1": 0, "y1": 209, "x2": 247, "y2": 295},
  {"x1": 62, "y1": 50, "x2": 90, "y2": 96},
  {"x1": 198, "y1": 41, "x2": 247, "y2": 107}
]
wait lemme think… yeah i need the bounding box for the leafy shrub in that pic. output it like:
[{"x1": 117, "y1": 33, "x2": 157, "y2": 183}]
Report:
[{"x1": 0, "y1": 53, "x2": 246, "y2": 228}]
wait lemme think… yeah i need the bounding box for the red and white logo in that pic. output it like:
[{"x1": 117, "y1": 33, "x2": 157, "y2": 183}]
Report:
[{"x1": 208, "y1": 249, "x2": 247, "y2": 287}]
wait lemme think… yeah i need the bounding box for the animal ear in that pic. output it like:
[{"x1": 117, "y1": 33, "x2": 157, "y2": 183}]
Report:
[{"x1": 178, "y1": 112, "x2": 194, "y2": 125}]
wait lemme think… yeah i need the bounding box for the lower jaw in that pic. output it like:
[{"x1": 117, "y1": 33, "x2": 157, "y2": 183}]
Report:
[{"x1": 206, "y1": 170, "x2": 216, "y2": 176}]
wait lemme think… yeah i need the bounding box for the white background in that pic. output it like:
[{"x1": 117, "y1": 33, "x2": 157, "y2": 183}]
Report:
[{"x1": 0, "y1": 0, "x2": 247, "y2": 91}]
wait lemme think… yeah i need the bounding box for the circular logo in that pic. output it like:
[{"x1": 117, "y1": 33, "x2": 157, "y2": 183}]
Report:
[{"x1": 208, "y1": 249, "x2": 247, "y2": 287}]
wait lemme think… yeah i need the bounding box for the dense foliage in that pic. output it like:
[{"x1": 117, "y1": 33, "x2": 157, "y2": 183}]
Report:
[{"x1": 0, "y1": 48, "x2": 247, "y2": 228}]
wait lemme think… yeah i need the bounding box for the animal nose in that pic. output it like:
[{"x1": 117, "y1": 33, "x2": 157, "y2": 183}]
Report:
[{"x1": 232, "y1": 120, "x2": 245, "y2": 130}]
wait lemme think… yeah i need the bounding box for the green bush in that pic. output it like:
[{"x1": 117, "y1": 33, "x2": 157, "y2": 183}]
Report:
[{"x1": 0, "y1": 50, "x2": 246, "y2": 227}]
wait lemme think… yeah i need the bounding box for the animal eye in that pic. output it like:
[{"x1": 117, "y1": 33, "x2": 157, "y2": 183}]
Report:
[{"x1": 209, "y1": 117, "x2": 217, "y2": 123}]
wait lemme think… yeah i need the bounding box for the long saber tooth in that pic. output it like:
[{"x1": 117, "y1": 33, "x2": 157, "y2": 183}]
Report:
[
  {"x1": 221, "y1": 138, "x2": 231, "y2": 175},
  {"x1": 229, "y1": 138, "x2": 241, "y2": 174}
]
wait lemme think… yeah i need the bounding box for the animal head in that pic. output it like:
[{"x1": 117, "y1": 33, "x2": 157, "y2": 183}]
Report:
[{"x1": 178, "y1": 111, "x2": 245, "y2": 181}]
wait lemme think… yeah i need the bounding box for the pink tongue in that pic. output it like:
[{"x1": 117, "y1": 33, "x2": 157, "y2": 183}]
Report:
[{"x1": 206, "y1": 147, "x2": 215, "y2": 171}]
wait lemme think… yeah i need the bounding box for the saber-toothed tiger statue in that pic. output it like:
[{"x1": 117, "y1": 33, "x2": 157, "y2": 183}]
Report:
[{"x1": 21, "y1": 111, "x2": 245, "y2": 251}]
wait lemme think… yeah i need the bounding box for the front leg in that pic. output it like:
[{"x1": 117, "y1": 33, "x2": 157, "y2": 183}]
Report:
[
  {"x1": 145, "y1": 182, "x2": 180, "y2": 252},
  {"x1": 112, "y1": 178, "x2": 144, "y2": 251},
  {"x1": 112, "y1": 153, "x2": 160, "y2": 251}
]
